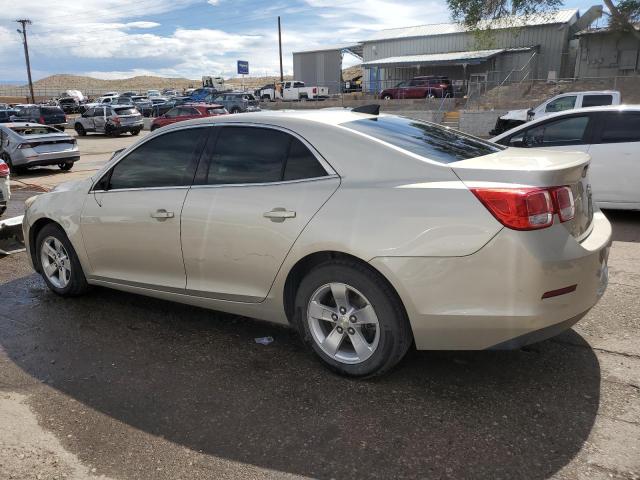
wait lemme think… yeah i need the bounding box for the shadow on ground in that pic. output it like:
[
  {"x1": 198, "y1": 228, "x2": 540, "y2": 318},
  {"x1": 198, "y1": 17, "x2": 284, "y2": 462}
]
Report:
[
  {"x1": 0, "y1": 272, "x2": 601, "y2": 479},
  {"x1": 604, "y1": 209, "x2": 640, "y2": 243}
]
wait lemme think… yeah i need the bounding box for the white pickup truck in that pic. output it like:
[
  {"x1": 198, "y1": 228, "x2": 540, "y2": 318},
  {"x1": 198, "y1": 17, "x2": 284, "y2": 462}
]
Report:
[
  {"x1": 490, "y1": 90, "x2": 621, "y2": 135},
  {"x1": 258, "y1": 81, "x2": 329, "y2": 101}
]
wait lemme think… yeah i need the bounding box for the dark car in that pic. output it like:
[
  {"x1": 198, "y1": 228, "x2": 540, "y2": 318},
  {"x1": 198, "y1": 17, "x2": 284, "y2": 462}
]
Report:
[
  {"x1": 11, "y1": 105, "x2": 67, "y2": 130},
  {"x1": 57, "y1": 97, "x2": 81, "y2": 114},
  {"x1": 380, "y1": 76, "x2": 454, "y2": 99},
  {"x1": 152, "y1": 96, "x2": 191, "y2": 117},
  {"x1": 0, "y1": 109, "x2": 18, "y2": 123}
]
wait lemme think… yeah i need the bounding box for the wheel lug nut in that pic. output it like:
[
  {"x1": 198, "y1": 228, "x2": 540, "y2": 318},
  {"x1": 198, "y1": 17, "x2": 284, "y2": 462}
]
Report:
[
  {"x1": 349, "y1": 315, "x2": 356, "y2": 323},
  {"x1": 347, "y1": 327, "x2": 355, "y2": 335},
  {"x1": 339, "y1": 307, "x2": 346, "y2": 314},
  {"x1": 331, "y1": 313, "x2": 338, "y2": 321},
  {"x1": 336, "y1": 326, "x2": 344, "y2": 334}
]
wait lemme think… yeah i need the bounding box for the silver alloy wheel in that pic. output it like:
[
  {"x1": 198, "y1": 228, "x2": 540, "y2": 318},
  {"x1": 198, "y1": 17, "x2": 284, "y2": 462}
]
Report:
[
  {"x1": 40, "y1": 236, "x2": 71, "y2": 289},
  {"x1": 307, "y1": 282, "x2": 380, "y2": 364}
]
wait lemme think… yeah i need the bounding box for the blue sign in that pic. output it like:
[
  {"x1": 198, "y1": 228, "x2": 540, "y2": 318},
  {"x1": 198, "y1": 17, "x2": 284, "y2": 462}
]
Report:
[{"x1": 237, "y1": 60, "x2": 249, "y2": 75}]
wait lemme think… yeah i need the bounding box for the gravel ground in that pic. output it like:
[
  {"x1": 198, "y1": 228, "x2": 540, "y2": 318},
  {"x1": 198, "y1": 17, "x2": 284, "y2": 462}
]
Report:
[{"x1": 0, "y1": 133, "x2": 638, "y2": 480}]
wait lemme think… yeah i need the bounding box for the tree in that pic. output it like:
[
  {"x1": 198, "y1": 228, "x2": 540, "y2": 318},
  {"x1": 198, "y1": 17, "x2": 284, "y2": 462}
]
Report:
[{"x1": 448, "y1": 0, "x2": 640, "y2": 39}]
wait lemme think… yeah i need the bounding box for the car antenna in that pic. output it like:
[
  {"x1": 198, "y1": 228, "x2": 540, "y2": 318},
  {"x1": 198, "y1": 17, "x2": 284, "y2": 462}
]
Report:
[{"x1": 352, "y1": 104, "x2": 380, "y2": 115}]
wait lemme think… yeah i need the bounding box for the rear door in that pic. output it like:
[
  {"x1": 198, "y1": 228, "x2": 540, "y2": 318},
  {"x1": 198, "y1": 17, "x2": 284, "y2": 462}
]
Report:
[
  {"x1": 93, "y1": 107, "x2": 108, "y2": 133},
  {"x1": 81, "y1": 126, "x2": 209, "y2": 289},
  {"x1": 181, "y1": 125, "x2": 339, "y2": 302},
  {"x1": 587, "y1": 111, "x2": 640, "y2": 206}
]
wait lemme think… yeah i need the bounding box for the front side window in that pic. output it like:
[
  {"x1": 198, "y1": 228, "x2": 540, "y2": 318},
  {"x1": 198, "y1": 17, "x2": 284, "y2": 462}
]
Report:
[
  {"x1": 511, "y1": 116, "x2": 590, "y2": 147},
  {"x1": 342, "y1": 116, "x2": 502, "y2": 164},
  {"x1": 203, "y1": 127, "x2": 327, "y2": 185},
  {"x1": 164, "y1": 107, "x2": 180, "y2": 118},
  {"x1": 545, "y1": 95, "x2": 577, "y2": 113},
  {"x1": 582, "y1": 94, "x2": 613, "y2": 108},
  {"x1": 600, "y1": 112, "x2": 640, "y2": 143},
  {"x1": 106, "y1": 128, "x2": 205, "y2": 190}
]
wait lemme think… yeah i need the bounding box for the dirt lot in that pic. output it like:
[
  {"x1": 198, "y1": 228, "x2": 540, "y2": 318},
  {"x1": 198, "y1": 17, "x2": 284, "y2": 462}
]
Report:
[{"x1": 0, "y1": 132, "x2": 639, "y2": 479}]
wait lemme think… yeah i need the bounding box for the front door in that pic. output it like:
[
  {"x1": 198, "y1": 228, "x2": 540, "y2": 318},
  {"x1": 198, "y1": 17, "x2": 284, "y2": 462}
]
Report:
[
  {"x1": 81, "y1": 126, "x2": 209, "y2": 289},
  {"x1": 181, "y1": 125, "x2": 339, "y2": 302}
]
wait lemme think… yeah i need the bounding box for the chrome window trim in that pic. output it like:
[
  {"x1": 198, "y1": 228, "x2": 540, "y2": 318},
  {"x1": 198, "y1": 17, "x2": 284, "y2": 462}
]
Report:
[
  {"x1": 92, "y1": 185, "x2": 191, "y2": 194},
  {"x1": 189, "y1": 174, "x2": 339, "y2": 189}
]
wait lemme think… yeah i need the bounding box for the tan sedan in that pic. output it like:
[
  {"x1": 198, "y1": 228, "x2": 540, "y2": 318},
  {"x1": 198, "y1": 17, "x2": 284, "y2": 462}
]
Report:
[{"x1": 23, "y1": 110, "x2": 611, "y2": 376}]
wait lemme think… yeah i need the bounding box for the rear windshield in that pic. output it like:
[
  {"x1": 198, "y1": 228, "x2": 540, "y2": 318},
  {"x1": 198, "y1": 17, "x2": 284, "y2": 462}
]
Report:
[
  {"x1": 114, "y1": 107, "x2": 137, "y2": 115},
  {"x1": 341, "y1": 116, "x2": 502, "y2": 164},
  {"x1": 10, "y1": 126, "x2": 59, "y2": 135}
]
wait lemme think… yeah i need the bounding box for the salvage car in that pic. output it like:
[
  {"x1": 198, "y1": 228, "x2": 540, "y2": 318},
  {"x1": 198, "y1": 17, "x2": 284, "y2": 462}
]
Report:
[
  {"x1": 152, "y1": 96, "x2": 191, "y2": 117},
  {"x1": 74, "y1": 106, "x2": 143, "y2": 137},
  {"x1": 209, "y1": 92, "x2": 260, "y2": 114},
  {"x1": 23, "y1": 110, "x2": 610, "y2": 377},
  {"x1": 0, "y1": 123, "x2": 78, "y2": 172},
  {"x1": 11, "y1": 105, "x2": 68, "y2": 131},
  {"x1": 150, "y1": 103, "x2": 227, "y2": 131},
  {"x1": 0, "y1": 159, "x2": 9, "y2": 216},
  {"x1": 491, "y1": 105, "x2": 640, "y2": 210},
  {"x1": 0, "y1": 109, "x2": 18, "y2": 123},
  {"x1": 490, "y1": 90, "x2": 620, "y2": 135}
]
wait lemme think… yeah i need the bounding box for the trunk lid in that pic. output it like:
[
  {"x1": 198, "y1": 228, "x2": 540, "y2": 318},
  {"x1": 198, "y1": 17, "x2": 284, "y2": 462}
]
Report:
[{"x1": 453, "y1": 147, "x2": 594, "y2": 239}]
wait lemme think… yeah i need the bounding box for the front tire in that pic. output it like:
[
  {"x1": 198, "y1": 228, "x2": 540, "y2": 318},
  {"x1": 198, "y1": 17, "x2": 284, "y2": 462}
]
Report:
[
  {"x1": 382, "y1": 94, "x2": 393, "y2": 100},
  {"x1": 74, "y1": 123, "x2": 86, "y2": 136},
  {"x1": 35, "y1": 223, "x2": 89, "y2": 297},
  {"x1": 58, "y1": 162, "x2": 73, "y2": 171},
  {"x1": 294, "y1": 260, "x2": 412, "y2": 377}
]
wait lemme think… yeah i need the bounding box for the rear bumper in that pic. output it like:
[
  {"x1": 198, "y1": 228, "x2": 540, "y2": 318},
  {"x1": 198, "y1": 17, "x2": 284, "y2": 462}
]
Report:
[
  {"x1": 370, "y1": 211, "x2": 612, "y2": 350},
  {"x1": 14, "y1": 150, "x2": 80, "y2": 167}
]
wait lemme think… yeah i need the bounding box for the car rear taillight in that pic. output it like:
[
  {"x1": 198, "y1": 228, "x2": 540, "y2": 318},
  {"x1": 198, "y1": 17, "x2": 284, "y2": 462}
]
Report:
[
  {"x1": 0, "y1": 162, "x2": 9, "y2": 177},
  {"x1": 39, "y1": 115, "x2": 45, "y2": 124},
  {"x1": 112, "y1": 115, "x2": 121, "y2": 125},
  {"x1": 471, "y1": 188, "x2": 554, "y2": 230},
  {"x1": 471, "y1": 185, "x2": 577, "y2": 230},
  {"x1": 552, "y1": 186, "x2": 575, "y2": 222},
  {"x1": 313, "y1": 87, "x2": 317, "y2": 94}
]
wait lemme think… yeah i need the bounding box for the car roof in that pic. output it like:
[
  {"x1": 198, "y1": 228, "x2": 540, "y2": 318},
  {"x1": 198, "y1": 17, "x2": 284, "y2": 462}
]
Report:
[
  {"x1": 491, "y1": 104, "x2": 640, "y2": 140},
  {"x1": 550, "y1": 90, "x2": 620, "y2": 95}
]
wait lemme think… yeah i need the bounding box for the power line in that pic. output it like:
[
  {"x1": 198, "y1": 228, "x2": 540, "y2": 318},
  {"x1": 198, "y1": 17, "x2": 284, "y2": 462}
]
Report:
[{"x1": 16, "y1": 19, "x2": 35, "y2": 103}]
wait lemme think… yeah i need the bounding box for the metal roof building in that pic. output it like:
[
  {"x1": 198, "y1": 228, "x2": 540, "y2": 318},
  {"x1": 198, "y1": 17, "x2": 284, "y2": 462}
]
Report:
[{"x1": 293, "y1": 7, "x2": 603, "y2": 94}]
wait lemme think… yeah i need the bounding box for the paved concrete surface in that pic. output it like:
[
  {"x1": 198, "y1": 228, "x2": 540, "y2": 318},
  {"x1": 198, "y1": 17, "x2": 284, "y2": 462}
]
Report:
[{"x1": 0, "y1": 133, "x2": 639, "y2": 479}]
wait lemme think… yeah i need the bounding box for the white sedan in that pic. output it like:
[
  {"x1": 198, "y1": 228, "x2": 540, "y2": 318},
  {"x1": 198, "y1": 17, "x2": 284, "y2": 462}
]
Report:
[
  {"x1": 492, "y1": 105, "x2": 640, "y2": 210},
  {"x1": 23, "y1": 110, "x2": 611, "y2": 376}
]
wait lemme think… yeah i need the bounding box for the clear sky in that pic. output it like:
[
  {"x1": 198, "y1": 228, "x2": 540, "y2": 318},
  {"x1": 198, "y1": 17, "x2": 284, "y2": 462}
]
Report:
[{"x1": 0, "y1": 0, "x2": 608, "y2": 81}]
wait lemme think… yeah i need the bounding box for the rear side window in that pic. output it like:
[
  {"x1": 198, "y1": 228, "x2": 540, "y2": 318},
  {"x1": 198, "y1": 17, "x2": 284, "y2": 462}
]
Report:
[
  {"x1": 41, "y1": 106, "x2": 63, "y2": 114},
  {"x1": 600, "y1": 112, "x2": 640, "y2": 143},
  {"x1": 341, "y1": 116, "x2": 502, "y2": 164},
  {"x1": 203, "y1": 127, "x2": 327, "y2": 184},
  {"x1": 582, "y1": 95, "x2": 613, "y2": 108},
  {"x1": 107, "y1": 128, "x2": 205, "y2": 190}
]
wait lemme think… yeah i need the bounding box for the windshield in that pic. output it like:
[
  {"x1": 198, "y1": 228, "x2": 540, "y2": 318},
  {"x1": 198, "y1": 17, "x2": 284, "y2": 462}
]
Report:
[
  {"x1": 10, "y1": 126, "x2": 59, "y2": 135},
  {"x1": 341, "y1": 116, "x2": 503, "y2": 164},
  {"x1": 41, "y1": 106, "x2": 64, "y2": 114}
]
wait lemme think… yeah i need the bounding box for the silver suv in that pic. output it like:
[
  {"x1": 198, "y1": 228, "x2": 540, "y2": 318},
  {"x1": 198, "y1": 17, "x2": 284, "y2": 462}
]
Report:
[
  {"x1": 74, "y1": 106, "x2": 143, "y2": 137},
  {"x1": 209, "y1": 92, "x2": 260, "y2": 114}
]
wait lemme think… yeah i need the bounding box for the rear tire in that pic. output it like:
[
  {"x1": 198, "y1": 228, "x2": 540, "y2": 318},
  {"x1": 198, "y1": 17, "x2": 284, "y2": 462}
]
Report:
[
  {"x1": 74, "y1": 124, "x2": 86, "y2": 136},
  {"x1": 230, "y1": 107, "x2": 241, "y2": 114},
  {"x1": 35, "y1": 223, "x2": 89, "y2": 297},
  {"x1": 58, "y1": 162, "x2": 73, "y2": 171},
  {"x1": 382, "y1": 94, "x2": 393, "y2": 100},
  {"x1": 294, "y1": 260, "x2": 412, "y2": 377},
  {"x1": 131, "y1": 129, "x2": 140, "y2": 136}
]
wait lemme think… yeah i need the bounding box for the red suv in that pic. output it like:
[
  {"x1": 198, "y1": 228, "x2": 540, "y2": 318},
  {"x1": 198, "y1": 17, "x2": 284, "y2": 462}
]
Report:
[
  {"x1": 150, "y1": 103, "x2": 227, "y2": 131},
  {"x1": 380, "y1": 76, "x2": 453, "y2": 99}
]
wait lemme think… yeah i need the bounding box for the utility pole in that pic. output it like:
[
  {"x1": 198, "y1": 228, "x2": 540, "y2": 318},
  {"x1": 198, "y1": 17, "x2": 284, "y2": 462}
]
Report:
[
  {"x1": 277, "y1": 16, "x2": 284, "y2": 83},
  {"x1": 16, "y1": 19, "x2": 35, "y2": 104}
]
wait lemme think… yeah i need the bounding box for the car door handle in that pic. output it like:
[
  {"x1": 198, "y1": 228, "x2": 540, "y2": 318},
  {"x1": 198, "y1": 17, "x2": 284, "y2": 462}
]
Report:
[
  {"x1": 150, "y1": 209, "x2": 174, "y2": 219},
  {"x1": 263, "y1": 208, "x2": 296, "y2": 222}
]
